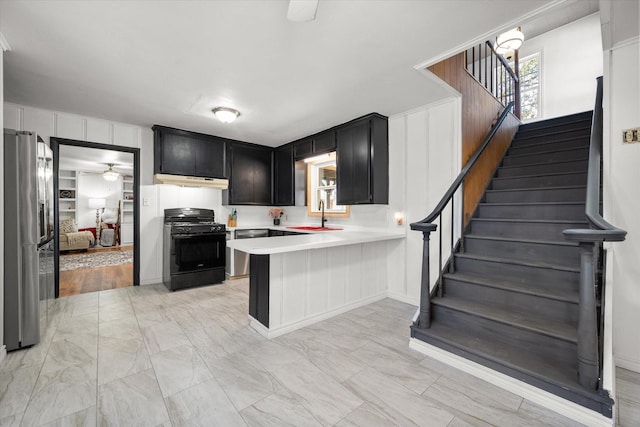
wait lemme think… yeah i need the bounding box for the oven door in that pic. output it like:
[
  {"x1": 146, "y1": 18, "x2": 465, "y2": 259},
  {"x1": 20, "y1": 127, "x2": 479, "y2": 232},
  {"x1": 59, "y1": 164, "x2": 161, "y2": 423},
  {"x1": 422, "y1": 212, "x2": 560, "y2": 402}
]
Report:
[{"x1": 170, "y1": 233, "x2": 225, "y2": 274}]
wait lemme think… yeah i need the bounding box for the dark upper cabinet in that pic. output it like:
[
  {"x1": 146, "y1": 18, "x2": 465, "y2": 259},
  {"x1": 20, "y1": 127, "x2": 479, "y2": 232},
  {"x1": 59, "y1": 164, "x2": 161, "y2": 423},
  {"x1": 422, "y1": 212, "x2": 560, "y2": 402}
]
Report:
[
  {"x1": 224, "y1": 143, "x2": 273, "y2": 205},
  {"x1": 336, "y1": 114, "x2": 388, "y2": 205},
  {"x1": 293, "y1": 131, "x2": 337, "y2": 160},
  {"x1": 274, "y1": 143, "x2": 294, "y2": 206},
  {"x1": 153, "y1": 125, "x2": 226, "y2": 179},
  {"x1": 313, "y1": 131, "x2": 336, "y2": 154},
  {"x1": 293, "y1": 138, "x2": 313, "y2": 159}
]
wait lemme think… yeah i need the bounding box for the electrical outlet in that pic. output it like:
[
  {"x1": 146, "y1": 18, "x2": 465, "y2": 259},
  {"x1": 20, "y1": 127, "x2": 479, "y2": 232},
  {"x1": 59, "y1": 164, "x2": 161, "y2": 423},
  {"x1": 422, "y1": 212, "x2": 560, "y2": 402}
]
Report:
[
  {"x1": 143, "y1": 197, "x2": 150, "y2": 206},
  {"x1": 623, "y1": 128, "x2": 640, "y2": 144}
]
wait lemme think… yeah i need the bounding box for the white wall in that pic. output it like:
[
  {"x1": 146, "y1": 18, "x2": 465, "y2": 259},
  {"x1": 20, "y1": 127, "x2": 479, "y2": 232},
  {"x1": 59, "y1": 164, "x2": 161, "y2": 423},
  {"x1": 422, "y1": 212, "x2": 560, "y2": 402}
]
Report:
[
  {"x1": 600, "y1": 1, "x2": 640, "y2": 373},
  {"x1": 387, "y1": 97, "x2": 462, "y2": 305},
  {"x1": 3, "y1": 103, "x2": 154, "y2": 185},
  {"x1": 519, "y1": 13, "x2": 603, "y2": 121}
]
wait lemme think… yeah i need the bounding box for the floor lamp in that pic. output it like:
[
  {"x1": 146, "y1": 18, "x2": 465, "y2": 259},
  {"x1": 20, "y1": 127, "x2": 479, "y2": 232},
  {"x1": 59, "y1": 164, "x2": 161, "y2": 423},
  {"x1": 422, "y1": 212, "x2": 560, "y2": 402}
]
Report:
[{"x1": 88, "y1": 198, "x2": 106, "y2": 242}]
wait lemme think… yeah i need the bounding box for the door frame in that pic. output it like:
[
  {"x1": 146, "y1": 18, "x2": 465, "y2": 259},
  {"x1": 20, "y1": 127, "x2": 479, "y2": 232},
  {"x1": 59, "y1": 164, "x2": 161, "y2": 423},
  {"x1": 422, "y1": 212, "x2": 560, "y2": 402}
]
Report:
[{"x1": 50, "y1": 137, "x2": 140, "y2": 297}]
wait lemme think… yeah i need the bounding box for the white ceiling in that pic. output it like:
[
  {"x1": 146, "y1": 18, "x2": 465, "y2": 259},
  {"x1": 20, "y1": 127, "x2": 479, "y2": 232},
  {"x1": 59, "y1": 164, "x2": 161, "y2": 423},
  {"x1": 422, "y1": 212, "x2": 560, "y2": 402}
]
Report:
[
  {"x1": 1, "y1": 0, "x2": 597, "y2": 147},
  {"x1": 59, "y1": 145, "x2": 133, "y2": 174}
]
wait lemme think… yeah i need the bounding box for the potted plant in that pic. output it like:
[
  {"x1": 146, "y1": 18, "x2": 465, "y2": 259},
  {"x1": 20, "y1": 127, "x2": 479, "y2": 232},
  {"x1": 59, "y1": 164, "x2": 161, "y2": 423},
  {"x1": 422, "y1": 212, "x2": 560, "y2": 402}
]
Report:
[{"x1": 269, "y1": 208, "x2": 284, "y2": 225}]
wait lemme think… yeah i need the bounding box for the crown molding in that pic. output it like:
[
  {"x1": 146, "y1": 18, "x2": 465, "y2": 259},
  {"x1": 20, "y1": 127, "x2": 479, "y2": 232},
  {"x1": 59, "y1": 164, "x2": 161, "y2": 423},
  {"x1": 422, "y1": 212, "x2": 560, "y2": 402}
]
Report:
[{"x1": 0, "y1": 32, "x2": 11, "y2": 51}]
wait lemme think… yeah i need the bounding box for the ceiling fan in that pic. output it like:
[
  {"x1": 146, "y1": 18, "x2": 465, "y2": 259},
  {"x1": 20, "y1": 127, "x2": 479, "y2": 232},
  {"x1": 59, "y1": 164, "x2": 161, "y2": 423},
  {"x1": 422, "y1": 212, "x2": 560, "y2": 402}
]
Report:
[
  {"x1": 287, "y1": 0, "x2": 319, "y2": 22},
  {"x1": 82, "y1": 163, "x2": 129, "y2": 181}
]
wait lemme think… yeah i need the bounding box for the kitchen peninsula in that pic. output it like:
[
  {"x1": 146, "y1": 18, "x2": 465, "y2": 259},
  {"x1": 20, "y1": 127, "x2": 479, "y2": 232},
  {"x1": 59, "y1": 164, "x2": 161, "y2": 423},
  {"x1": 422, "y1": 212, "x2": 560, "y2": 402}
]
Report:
[{"x1": 226, "y1": 227, "x2": 405, "y2": 338}]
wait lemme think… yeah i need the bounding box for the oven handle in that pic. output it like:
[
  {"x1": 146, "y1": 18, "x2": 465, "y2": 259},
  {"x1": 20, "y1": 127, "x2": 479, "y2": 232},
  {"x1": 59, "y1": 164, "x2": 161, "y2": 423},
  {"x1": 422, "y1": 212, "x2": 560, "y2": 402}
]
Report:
[{"x1": 172, "y1": 233, "x2": 225, "y2": 239}]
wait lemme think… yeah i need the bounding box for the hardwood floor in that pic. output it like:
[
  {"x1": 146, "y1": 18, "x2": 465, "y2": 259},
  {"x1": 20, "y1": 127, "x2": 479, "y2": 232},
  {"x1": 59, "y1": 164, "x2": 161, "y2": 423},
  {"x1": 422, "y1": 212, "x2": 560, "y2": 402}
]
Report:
[{"x1": 59, "y1": 245, "x2": 134, "y2": 297}]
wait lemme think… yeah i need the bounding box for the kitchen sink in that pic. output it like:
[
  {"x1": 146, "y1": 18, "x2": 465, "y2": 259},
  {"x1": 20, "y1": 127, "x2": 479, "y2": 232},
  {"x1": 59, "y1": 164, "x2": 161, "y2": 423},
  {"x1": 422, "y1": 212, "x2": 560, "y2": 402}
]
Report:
[{"x1": 287, "y1": 226, "x2": 343, "y2": 231}]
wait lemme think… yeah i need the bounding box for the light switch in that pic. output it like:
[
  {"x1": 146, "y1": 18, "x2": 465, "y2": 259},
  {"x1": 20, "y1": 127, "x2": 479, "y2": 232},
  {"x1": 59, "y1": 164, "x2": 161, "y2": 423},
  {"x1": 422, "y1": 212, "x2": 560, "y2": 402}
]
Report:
[
  {"x1": 623, "y1": 128, "x2": 640, "y2": 144},
  {"x1": 143, "y1": 197, "x2": 150, "y2": 206}
]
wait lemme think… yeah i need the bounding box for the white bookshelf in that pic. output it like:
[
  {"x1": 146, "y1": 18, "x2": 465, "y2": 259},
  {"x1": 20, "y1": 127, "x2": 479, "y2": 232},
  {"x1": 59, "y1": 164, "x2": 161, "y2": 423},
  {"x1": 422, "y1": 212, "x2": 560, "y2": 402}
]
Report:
[
  {"x1": 121, "y1": 177, "x2": 134, "y2": 244},
  {"x1": 58, "y1": 170, "x2": 78, "y2": 224}
]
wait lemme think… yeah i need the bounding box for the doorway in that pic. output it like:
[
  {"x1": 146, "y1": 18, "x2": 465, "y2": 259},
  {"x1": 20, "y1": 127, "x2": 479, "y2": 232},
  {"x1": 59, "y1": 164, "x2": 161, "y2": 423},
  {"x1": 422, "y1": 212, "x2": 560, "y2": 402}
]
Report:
[{"x1": 51, "y1": 138, "x2": 140, "y2": 298}]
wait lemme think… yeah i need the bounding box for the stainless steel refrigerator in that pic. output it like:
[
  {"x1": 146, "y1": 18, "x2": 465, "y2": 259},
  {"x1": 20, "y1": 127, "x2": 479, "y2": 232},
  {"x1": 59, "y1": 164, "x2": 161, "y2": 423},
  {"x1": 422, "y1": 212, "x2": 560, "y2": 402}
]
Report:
[{"x1": 4, "y1": 129, "x2": 55, "y2": 351}]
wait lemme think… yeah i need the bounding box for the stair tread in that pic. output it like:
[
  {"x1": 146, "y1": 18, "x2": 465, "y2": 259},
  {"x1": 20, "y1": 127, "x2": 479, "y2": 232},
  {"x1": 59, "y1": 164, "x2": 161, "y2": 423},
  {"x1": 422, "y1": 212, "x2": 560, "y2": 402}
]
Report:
[
  {"x1": 443, "y1": 272, "x2": 579, "y2": 304},
  {"x1": 470, "y1": 218, "x2": 588, "y2": 225},
  {"x1": 518, "y1": 117, "x2": 591, "y2": 133},
  {"x1": 514, "y1": 127, "x2": 590, "y2": 141},
  {"x1": 432, "y1": 296, "x2": 577, "y2": 343},
  {"x1": 455, "y1": 252, "x2": 580, "y2": 273},
  {"x1": 505, "y1": 146, "x2": 589, "y2": 159},
  {"x1": 465, "y1": 233, "x2": 577, "y2": 247},
  {"x1": 479, "y1": 201, "x2": 585, "y2": 206},
  {"x1": 492, "y1": 170, "x2": 586, "y2": 181},
  {"x1": 509, "y1": 137, "x2": 589, "y2": 150},
  {"x1": 412, "y1": 322, "x2": 604, "y2": 399},
  {"x1": 485, "y1": 185, "x2": 586, "y2": 193},
  {"x1": 498, "y1": 158, "x2": 588, "y2": 170}
]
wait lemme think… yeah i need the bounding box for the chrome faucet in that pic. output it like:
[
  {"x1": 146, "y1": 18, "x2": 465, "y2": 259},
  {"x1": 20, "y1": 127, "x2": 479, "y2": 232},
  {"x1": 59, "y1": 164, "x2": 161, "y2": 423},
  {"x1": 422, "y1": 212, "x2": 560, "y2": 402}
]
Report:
[{"x1": 318, "y1": 200, "x2": 327, "y2": 228}]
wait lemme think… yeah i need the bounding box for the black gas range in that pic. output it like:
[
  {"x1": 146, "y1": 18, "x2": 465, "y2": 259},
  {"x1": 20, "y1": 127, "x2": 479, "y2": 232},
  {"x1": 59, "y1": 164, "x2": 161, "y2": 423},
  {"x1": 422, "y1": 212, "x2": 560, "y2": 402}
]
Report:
[{"x1": 163, "y1": 208, "x2": 226, "y2": 291}]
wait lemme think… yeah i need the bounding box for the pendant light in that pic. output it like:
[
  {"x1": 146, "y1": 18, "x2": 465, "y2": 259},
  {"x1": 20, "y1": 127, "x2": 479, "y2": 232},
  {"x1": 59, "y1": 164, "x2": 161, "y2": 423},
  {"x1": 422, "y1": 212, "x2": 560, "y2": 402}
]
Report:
[{"x1": 495, "y1": 27, "x2": 525, "y2": 55}]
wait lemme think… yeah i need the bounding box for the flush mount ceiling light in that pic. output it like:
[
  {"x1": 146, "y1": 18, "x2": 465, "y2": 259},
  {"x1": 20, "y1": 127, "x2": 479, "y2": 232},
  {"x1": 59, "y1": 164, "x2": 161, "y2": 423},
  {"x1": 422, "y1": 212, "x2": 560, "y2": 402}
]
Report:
[
  {"x1": 212, "y1": 107, "x2": 240, "y2": 124},
  {"x1": 103, "y1": 163, "x2": 119, "y2": 181},
  {"x1": 495, "y1": 27, "x2": 524, "y2": 55}
]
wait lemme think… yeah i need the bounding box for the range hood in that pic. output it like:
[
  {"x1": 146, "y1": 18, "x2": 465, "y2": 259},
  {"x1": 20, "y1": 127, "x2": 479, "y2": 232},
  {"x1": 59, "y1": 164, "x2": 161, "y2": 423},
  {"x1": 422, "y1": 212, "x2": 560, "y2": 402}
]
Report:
[{"x1": 154, "y1": 173, "x2": 229, "y2": 190}]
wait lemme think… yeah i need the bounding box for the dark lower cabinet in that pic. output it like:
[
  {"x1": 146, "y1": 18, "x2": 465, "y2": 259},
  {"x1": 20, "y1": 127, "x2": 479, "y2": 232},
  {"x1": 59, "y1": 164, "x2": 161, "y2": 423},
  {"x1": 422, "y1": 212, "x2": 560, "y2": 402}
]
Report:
[
  {"x1": 224, "y1": 143, "x2": 273, "y2": 205},
  {"x1": 336, "y1": 114, "x2": 388, "y2": 205},
  {"x1": 274, "y1": 144, "x2": 294, "y2": 206},
  {"x1": 249, "y1": 254, "x2": 269, "y2": 327}
]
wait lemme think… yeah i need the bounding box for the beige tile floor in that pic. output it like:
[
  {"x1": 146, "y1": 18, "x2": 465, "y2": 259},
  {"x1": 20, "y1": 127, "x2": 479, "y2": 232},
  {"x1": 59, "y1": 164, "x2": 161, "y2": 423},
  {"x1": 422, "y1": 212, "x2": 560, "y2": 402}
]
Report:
[{"x1": 0, "y1": 278, "x2": 636, "y2": 426}]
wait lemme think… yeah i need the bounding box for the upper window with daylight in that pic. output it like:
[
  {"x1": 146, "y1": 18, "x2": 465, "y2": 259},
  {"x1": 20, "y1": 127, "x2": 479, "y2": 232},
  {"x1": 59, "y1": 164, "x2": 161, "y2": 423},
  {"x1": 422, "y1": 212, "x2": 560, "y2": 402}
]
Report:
[{"x1": 515, "y1": 52, "x2": 541, "y2": 121}]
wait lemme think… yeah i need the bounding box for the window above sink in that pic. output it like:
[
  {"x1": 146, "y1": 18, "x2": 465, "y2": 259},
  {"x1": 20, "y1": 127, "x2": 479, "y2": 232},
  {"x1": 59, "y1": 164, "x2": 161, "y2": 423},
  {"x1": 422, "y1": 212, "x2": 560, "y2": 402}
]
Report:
[{"x1": 306, "y1": 152, "x2": 350, "y2": 218}]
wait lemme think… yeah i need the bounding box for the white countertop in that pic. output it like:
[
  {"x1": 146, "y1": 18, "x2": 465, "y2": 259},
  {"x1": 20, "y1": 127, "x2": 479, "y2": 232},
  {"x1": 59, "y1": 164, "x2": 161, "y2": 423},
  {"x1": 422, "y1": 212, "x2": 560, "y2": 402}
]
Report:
[{"x1": 226, "y1": 225, "x2": 406, "y2": 255}]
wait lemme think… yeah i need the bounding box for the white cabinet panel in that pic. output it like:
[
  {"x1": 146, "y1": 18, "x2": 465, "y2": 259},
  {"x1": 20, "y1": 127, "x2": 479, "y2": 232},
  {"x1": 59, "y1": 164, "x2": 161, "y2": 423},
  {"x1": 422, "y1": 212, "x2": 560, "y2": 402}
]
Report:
[
  {"x1": 113, "y1": 123, "x2": 139, "y2": 148},
  {"x1": 22, "y1": 107, "x2": 54, "y2": 144},
  {"x1": 307, "y1": 249, "x2": 328, "y2": 317},
  {"x1": 281, "y1": 252, "x2": 308, "y2": 325},
  {"x1": 3, "y1": 105, "x2": 20, "y2": 130},
  {"x1": 327, "y1": 247, "x2": 347, "y2": 308},
  {"x1": 345, "y1": 245, "x2": 363, "y2": 303},
  {"x1": 56, "y1": 113, "x2": 84, "y2": 140},
  {"x1": 86, "y1": 119, "x2": 111, "y2": 144}
]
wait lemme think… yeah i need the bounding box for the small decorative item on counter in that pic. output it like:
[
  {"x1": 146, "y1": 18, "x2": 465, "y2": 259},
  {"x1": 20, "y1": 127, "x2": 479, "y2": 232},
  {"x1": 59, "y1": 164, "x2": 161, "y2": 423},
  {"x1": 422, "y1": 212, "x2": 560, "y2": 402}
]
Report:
[
  {"x1": 228, "y1": 208, "x2": 237, "y2": 227},
  {"x1": 269, "y1": 208, "x2": 284, "y2": 226}
]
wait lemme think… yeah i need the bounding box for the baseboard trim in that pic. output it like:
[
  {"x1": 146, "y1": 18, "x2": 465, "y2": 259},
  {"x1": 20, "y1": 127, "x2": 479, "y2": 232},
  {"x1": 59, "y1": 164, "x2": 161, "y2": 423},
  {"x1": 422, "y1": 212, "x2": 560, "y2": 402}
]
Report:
[
  {"x1": 250, "y1": 293, "x2": 387, "y2": 339},
  {"x1": 615, "y1": 356, "x2": 640, "y2": 373},
  {"x1": 386, "y1": 291, "x2": 418, "y2": 306},
  {"x1": 410, "y1": 338, "x2": 613, "y2": 427},
  {"x1": 0, "y1": 345, "x2": 6, "y2": 368},
  {"x1": 139, "y1": 277, "x2": 162, "y2": 286}
]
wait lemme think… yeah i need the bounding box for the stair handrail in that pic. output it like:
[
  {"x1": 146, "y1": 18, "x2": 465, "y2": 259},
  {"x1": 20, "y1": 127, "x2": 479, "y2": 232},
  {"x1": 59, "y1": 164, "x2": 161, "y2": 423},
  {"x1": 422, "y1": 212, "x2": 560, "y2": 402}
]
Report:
[
  {"x1": 410, "y1": 101, "x2": 514, "y2": 328},
  {"x1": 563, "y1": 77, "x2": 626, "y2": 243},
  {"x1": 562, "y1": 76, "x2": 626, "y2": 391},
  {"x1": 411, "y1": 101, "x2": 515, "y2": 232}
]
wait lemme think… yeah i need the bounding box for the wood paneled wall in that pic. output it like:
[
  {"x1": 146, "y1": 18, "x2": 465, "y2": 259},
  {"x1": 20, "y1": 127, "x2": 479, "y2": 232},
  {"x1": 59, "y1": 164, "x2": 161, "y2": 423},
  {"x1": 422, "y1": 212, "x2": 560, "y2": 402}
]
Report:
[{"x1": 428, "y1": 53, "x2": 520, "y2": 225}]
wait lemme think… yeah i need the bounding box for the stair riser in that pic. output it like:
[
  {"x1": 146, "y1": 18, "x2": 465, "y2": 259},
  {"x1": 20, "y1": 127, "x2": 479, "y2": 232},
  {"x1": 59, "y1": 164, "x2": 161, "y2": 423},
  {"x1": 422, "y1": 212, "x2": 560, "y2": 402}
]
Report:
[
  {"x1": 502, "y1": 147, "x2": 589, "y2": 166},
  {"x1": 512, "y1": 129, "x2": 590, "y2": 146},
  {"x1": 431, "y1": 304, "x2": 577, "y2": 365},
  {"x1": 464, "y1": 238, "x2": 580, "y2": 266},
  {"x1": 517, "y1": 120, "x2": 591, "y2": 137},
  {"x1": 454, "y1": 255, "x2": 579, "y2": 290},
  {"x1": 491, "y1": 173, "x2": 587, "y2": 190},
  {"x1": 478, "y1": 204, "x2": 586, "y2": 220},
  {"x1": 442, "y1": 278, "x2": 578, "y2": 325},
  {"x1": 485, "y1": 187, "x2": 586, "y2": 203},
  {"x1": 498, "y1": 160, "x2": 588, "y2": 178},
  {"x1": 469, "y1": 220, "x2": 588, "y2": 241},
  {"x1": 508, "y1": 138, "x2": 589, "y2": 156},
  {"x1": 518, "y1": 113, "x2": 591, "y2": 132}
]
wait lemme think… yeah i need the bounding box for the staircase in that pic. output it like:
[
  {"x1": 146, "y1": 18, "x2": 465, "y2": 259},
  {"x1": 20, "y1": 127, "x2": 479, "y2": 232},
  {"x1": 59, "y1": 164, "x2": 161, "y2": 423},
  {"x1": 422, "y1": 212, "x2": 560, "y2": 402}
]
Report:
[{"x1": 411, "y1": 111, "x2": 614, "y2": 416}]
